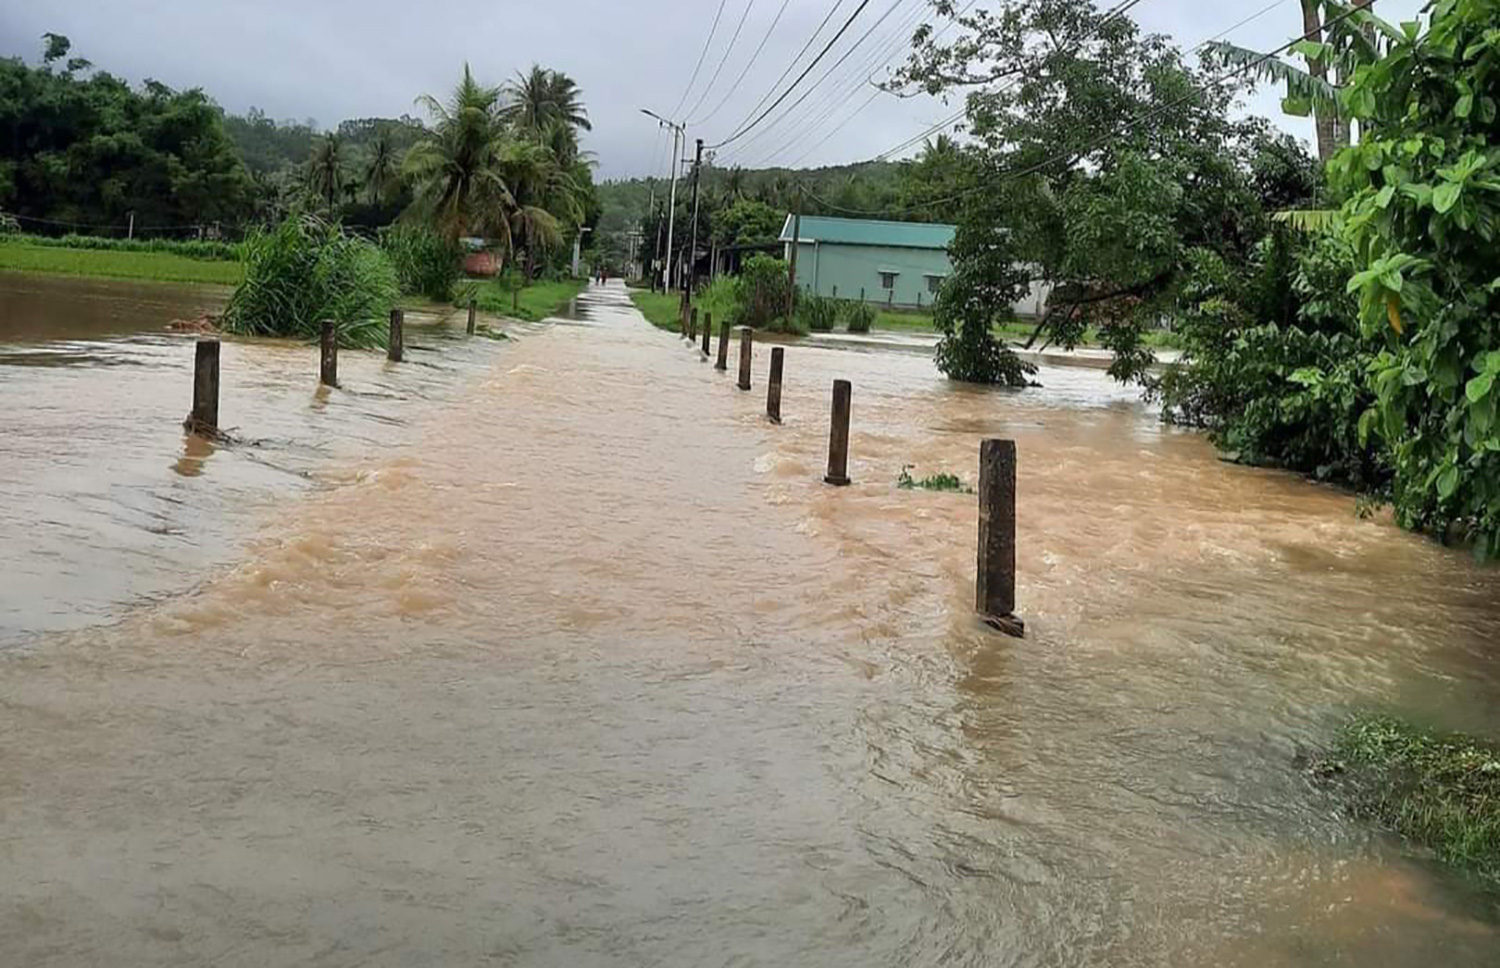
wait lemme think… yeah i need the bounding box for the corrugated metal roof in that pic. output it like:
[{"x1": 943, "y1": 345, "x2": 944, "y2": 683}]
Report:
[{"x1": 778, "y1": 215, "x2": 956, "y2": 250}]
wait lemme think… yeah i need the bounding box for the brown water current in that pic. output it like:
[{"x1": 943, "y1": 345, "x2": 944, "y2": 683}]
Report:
[{"x1": 2, "y1": 273, "x2": 1498, "y2": 965}]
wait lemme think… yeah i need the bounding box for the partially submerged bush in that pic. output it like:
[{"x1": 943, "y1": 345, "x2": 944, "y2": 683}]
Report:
[
  {"x1": 221, "y1": 215, "x2": 398, "y2": 348},
  {"x1": 380, "y1": 225, "x2": 462, "y2": 301},
  {"x1": 1311, "y1": 715, "x2": 1500, "y2": 892},
  {"x1": 897, "y1": 466, "x2": 972, "y2": 493},
  {"x1": 797, "y1": 292, "x2": 839, "y2": 332},
  {"x1": 844, "y1": 300, "x2": 876, "y2": 333}
]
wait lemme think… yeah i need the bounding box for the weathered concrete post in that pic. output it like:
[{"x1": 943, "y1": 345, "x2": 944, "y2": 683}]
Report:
[
  {"x1": 467, "y1": 297, "x2": 477, "y2": 335},
  {"x1": 701, "y1": 312, "x2": 712, "y2": 355},
  {"x1": 824, "y1": 379, "x2": 851, "y2": 486},
  {"x1": 690, "y1": 307, "x2": 698, "y2": 342},
  {"x1": 976, "y1": 439, "x2": 1025, "y2": 638},
  {"x1": 715, "y1": 319, "x2": 730, "y2": 370},
  {"x1": 680, "y1": 302, "x2": 689, "y2": 338},
  {"x1": 186, "y1": 338, "x2": 220, "y2": 433},
  {"x1": 736, "y1": 326, "x2": 753, "y2": 391},
  {"x1": 767, "y1": 347, "x2": 784, "y2": 424},
  {"x1": 319, "y1": 320, "x2": 338, "y2": 387},
  {"x1": 387, "y1": 308, "x2": 404, "y2": 363}
]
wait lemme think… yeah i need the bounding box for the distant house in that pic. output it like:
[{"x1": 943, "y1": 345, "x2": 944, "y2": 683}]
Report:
[{"x1": 778, "y1": 214, "x2": 1048, "y2": 316}]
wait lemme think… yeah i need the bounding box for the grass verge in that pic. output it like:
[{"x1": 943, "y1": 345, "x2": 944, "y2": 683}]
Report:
[
  {"x1": 628, "y1": 288, "x2": 684, "y2": 332},
  {"x1": 0, "y1": 242, "x2": 243, "y2": 286},
  {"x1": 469, "y1": 278, "x2": 587, "y2": 322},
  {"x1": 1311, "y1": 715, "x2": 1500, "y2": 892}
]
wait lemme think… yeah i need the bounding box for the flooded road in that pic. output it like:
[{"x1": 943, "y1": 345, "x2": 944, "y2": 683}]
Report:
[{"x1": 2, "y1": 275, "x2": 1498, "y2": 965}]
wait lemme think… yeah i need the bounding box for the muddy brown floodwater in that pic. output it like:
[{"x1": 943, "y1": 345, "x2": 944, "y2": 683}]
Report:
[{"x1": 2, "y1": 274, "x2": 1498, "y2": 966}]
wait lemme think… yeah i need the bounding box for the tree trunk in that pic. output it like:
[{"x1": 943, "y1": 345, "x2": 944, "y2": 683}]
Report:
[{"x1": 1301, "y1": 0, "x2": 1340, "y2": 162}]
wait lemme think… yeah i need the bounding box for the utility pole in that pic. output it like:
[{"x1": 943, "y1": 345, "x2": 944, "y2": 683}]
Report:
[
  {"x1": 652, "y1": 202, "x2": 665, "y2": 291},
  {"x1": 785, "y1": 189, "x2": 803, "y2": 321},
  {"x1": 642, "y1": 110, "x2": 686, "y2": 296},
  {"x1": 687, "y1": 138, "x2": 705, "y2": 298}
]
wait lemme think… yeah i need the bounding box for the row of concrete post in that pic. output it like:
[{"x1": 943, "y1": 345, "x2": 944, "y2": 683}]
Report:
[
  {"x1": 672, "y1": 304, "x2": 1021, "y2": 637},
  {"x1": 186, "y1": 298, "x2": 480, "y2": 432}
]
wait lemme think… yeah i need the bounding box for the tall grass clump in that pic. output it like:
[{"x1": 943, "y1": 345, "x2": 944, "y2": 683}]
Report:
[
  {"x1": 843, "y1": 300, "x2": 876, "y2": 333},
  {"x1": 379, "y1": 225, "x2": 462, "y2": 302},
  {"x1": 221, "y1": 215, "x2": 398, "y2": 348},
  {"x1": 797, "y1": 292, "x2": 839, "y2": 332}
]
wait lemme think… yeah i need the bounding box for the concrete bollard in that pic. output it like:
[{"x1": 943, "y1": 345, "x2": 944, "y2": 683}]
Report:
[
  {"x1": 715, "y1": 319, "x2": 731, "y2": 370},
  {"x1": 701, "y1": 312, "x2": 712, "y2": 355},
  {"x1": 467, "y1": 297, "x2": 477, "y2": 335},
  {"x1": 388, "y1": 308, "x2": 404, "y2": 363},
  {"x1": 319, "y1": 320, "x2": 338, "y2": 387},
  {"x1": 690, "y1": 307, "x2": 698, "y2": 342},
  {"x1": 824, "y1": 379, "x2": 851, "y2": 486},
  {"x1": 767, "y1": 347, "x2": 784, "y2": 424},
  {"x1": 976, "y1": 439, "x2": 1025, "y2": 638},
  {"x1": 186, "y1": 338, "x2": 220, "y2": 433},
  {"x1": 736, "y1": 326, "x2": 753, "y2": 391}
]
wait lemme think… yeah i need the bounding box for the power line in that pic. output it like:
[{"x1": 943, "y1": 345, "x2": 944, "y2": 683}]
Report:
[
  {"x1": 871, "y1": 0, "x2": 1153, "y2": 162},
  {"x1": 684, "y1": 0, "x2": 759, "y2": 124},
  {"x1": 717, "y1": 0, "x2": 852, "y2": 147},
  {"x1": 708, "y1": 0, "x2": 878, "y2": 150},
  {"x1": 718, "y1": 0, "x2": 925, "y2": 166},
  {"x1": 671, "y1": 0, "x2": 732, "y2": 119},
  {"x1": 809, "y1": 0, "x2": 1367, "y2": 219},
  {"x1": 687, "y1": 0, "x2": 795, "y2": 128},
  {"x1": 752, "y1": 0, "x2": 979, "y2": 168}
]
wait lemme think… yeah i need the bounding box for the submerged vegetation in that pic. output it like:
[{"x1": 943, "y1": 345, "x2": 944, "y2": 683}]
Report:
[
  {"x1": 1313, "y1": 715, "x2": 1500, "y2": 892},
  {"x1": 221, "y1": 216, "x2": 398, "y2": 347},
  {"x1": 897, "y1": 466, "x2": 972, "y2": 493}
]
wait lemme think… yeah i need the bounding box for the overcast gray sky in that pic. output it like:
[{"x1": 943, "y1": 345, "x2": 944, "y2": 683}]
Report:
[{"x1": 1, "y1": 0, "x2": 1424, "y2": 179}]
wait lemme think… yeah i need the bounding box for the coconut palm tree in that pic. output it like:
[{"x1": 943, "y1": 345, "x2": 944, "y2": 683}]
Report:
[
  {"x1": 364, "y1": 133, "x2": 398, "y2": 205},
  {"x1": 503, "y1": 65, "x2": 592, "y2": 137},
  {"x1": 306, "y1": 133, "x2": 344, "y2": 214},
  {"x1": 404, "y1": 65, "x2": 519, "y2": 251}
]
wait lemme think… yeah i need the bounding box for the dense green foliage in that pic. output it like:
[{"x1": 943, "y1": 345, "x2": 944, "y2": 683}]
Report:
[
  {"x1": 379, "y1": 225, "x2": 462, "y2": 302},
  {"x1": 0, "y1": 35, "x2": 252, "y2": 233},
  {"x1": 1327, "y1": 0, "x2": 1500, "y2": 556},
  {"x1": 222, "y1": 216, "x2": 398, "y2": 348},
  {"x1": 735, "y1": 255, "x2": 800, "y2": 333},
  {"x1": 1313, "y1": 715, "x2": 1500, "y2": 892},
  {"x1": 899, "y1": 0, "x2": 1292, "y2": 387}
]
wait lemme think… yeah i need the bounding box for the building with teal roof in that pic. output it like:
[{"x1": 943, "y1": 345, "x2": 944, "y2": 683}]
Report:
[{"x1": 779, "y1": 215, "x2": 957, "y2": 311}]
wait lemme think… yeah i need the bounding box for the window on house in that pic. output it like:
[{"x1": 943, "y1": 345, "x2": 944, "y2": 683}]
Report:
[
  {"x1": 879, "y1": 271, "x2": 898, "y2": 290},
  {"x1": 925, "y1": 274, "x2": 946, "y2": 294}
]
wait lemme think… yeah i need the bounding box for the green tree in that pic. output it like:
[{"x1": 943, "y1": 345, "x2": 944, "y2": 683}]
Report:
[
  {"x1": 364, "y1": 133, "x2": 397, "y2": 205},
  {"x1": 898, "y1": 0, "x2": 1269, "y2": 385},
  {"x1": 1330, "y1": 0, "x2": 1500, "y2": 555},
  {"x1": 503, "y1": 65, "x2": 591, "y2": 139},
  {"x1": 710, "y1": 198, "x2": 784, "y2": 247}
]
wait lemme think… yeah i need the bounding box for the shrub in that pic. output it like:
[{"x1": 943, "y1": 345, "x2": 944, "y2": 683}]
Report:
[
  {"x1": 380, "y1": 225, "x2": 462, "y2": 301},
  {"x1": 796, "y1": 292, "x2": 839, "y2": 332},
  {"x1": 735, "y1": 254, "x2": 792, "y2": 330},
  {"x1": 843, "y1": 300, "x2": 876, "y2": 333},
  {"x1": 221, "y1": 215, "x2": 398, "y2": 348},
  {"x1": 0, "y1": 213, "x2": 19, "y2": 234}
]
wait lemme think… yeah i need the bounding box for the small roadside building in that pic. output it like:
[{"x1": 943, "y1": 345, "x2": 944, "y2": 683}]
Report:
[
  {"x1": 778, "y1": 214, "x2": 1050, "y2": 316},
  {"x1": 779, "y1": 215, "x2": 954, "y2": 310}
]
